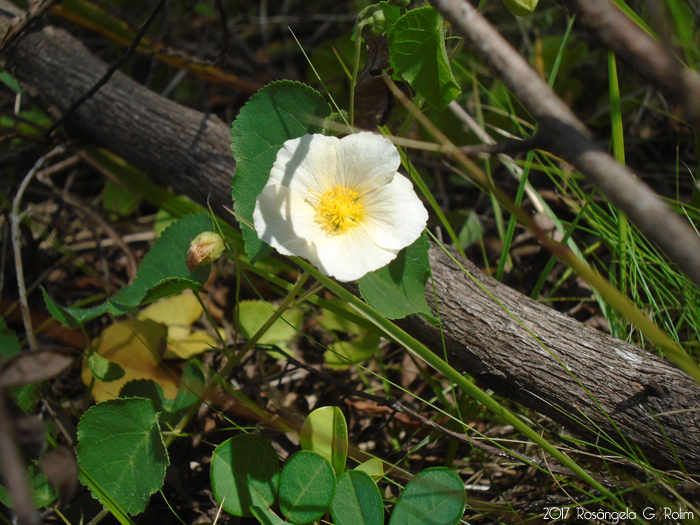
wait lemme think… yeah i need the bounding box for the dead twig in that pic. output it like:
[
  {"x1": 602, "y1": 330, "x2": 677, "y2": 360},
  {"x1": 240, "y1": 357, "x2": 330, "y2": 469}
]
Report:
[
  {"x1": 570, "y1": 0, "x2": 700, "y2": 129},
  {"x1": 213, "y1": 0, "x2": 229, "y2": 68},
  {"x1": 46, "y1": 187, "x2": 139, "y2": 281},
  {"x1": 458, "y1": 137, "x2": 540, "y2": 156},
  {"x1": 0, "y1": 0, "x2": 56, "y2": 53},
  {"x1": 11, "y1": 145, "x2": 65, "y2": 351}
]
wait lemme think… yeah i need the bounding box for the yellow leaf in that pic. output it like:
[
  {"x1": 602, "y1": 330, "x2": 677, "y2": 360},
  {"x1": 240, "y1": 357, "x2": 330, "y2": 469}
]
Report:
[
  {"x1": 138, "y1": 291, "x2": 202, "y2": 326},
  {"x1": 163, "y1": 330, "x2": 216, "y2": 359},
  {"x1": 139, "y1": 292, "x2": 217, "y2": 358},
  {"x1": 82, "y1": 319, "x2": 178, "y2": 402}
]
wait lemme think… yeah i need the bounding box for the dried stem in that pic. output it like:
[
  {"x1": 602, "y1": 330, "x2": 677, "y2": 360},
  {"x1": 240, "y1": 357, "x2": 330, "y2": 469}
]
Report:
[
  {"x1": 570, "y1": 0, "x2": 700, "y2": 128},
  {"x1": 11, "y1": 145, "x2": 65, "y2": 351}
]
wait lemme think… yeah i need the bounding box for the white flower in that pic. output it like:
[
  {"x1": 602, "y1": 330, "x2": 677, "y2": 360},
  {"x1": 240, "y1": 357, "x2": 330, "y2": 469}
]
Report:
[{"x1": 252, "y1": 132, "x2": 428, "y2": 282}]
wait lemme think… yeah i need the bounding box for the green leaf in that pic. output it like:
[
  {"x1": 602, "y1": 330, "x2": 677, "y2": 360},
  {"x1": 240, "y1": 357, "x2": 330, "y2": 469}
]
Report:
[
  {"x1": 324, "y1": 333, "x2": 380, "y2": 370},
  {"x1": 107, "y1": 213, "x2": 212, "y2": 315},
  {"x1": 211, "y1": 434, "x2": 280, "y2": 518},
  {"x1": 279, "y1": 451, "x2": 336, "y2": 525},
  {"x1": 89, "y1": 353, "x2": 125, "y2": 382},
  {"x1": 139, "y1": 277, "x2": 205, "y2": 306},
  {"x1": 358, "y1": 232, "x2": 431, "y2": 319},
  {"x1": 0, "y1": 69, "x2": 23, "y2": 94},
  {"x1": 153, "y1": 208, "x2": 178, "y2": 238},
  {"x1": 388, "y1": 7, "x2": 461, "y2": 110},
  {"x1": 0, "y1": 318, "x2": 20, "y2": 359},
  {"x1": 11, "y1": 382, "x2": 42, "y2": 412},
  {"x1": 0, "y1": 464, "x2": 57, "y2": 509},
  {"x1": 458, "y1": 211, "x2": 484, "y2": 249},
  {"x1": 77, "y1": 398, "x2": 169, "y2": 515},
  {"x1": 300, "y1": 406, "x2": 348, "y2": 477},
  {"x1": 250, "y1": 506, "x2": 287, "y2": 525},
  {"x1": 78, "y1": 466, "x2": 136, "y2": 525},
  {"x1": 103, "y1": 179, "x2": 141, "y2": 218},
  {"x1": 236, "y1": 300, "x2": 303, "y2": 357},
  {"x1": 41, "y1": 287, "x2": 109, "y2": 329},
  {"x1": 230, "y1": 80, "x2": 332, "y2": 262},
  {"x1": 330, "y1": 470, "x2": 383, "y2": 525},
  {"x1": 354, "y1": 458, "x2": 383, "y2": 481},
  {"x1": 317, "y1": 298, "x2": 366, "y2": 335},
  {"x1": 503, "y1": 0, "x2": 539, "y2": 17},
  {"x1": 388, "y1": 467, "x2": 466, "y2": 525},
  {"x1": 42, "y1": 214, "x2": 212, "y2": 326},
  {"x1": 119, "y1": 380, "x2": 166, "y2": 412},
  {"x1": 193, "y1": 0, "x2": 216, "y2": 17},
  {"x1": 119, "y1": 359, "x2": 206, "y2": 426},
  {"x1": 169, "y1": 358, "x2": 206, "y2": 418}
]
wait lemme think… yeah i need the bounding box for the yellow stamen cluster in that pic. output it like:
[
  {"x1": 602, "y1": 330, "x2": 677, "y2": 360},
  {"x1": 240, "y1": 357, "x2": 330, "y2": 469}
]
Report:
[{"x1": 313, "y1": 185, "x2": 363, "y2": 235}]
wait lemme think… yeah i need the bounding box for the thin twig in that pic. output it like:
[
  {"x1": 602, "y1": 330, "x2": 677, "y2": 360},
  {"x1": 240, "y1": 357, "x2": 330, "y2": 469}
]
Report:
[
  {"x1": 570, "y1": 0, "x2": 700, "y2": 128},
  {"x1": 213, "y1": 0, "x2": 229, "y2": 67},
  {"x1": 85, "y1": 508, "x2": 110, "y2": 525},
  {"x1": 11, "y1": 145, "x2": 65, "y2": 351},
  {"x1": 48, "y1": 187, "x2": 139, "y2": 280},
  {"x1": 43, "y1": 0, "x2": 168, "y2": 138},
  {"x1": 0, "y1": 220, "x2": 8, "y2": 300},
  {"x1": 449, "y1": 101, "x2": 545, "y2": 213},
  {"x1": 0, "y1": 0, "x2": 56, "y2": 53},
  {"x1": 458, "y1": 137, "x2": 539, "y2": 156}
]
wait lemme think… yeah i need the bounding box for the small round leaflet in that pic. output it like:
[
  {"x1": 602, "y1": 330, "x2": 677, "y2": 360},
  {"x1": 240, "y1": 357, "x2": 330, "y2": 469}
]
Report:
[
  {"x1": 279, "y1": 451, "x2": 336, "y2": 524},
  {"x1": 210, "y1": 434, "x2": 280, "y2": 517}
]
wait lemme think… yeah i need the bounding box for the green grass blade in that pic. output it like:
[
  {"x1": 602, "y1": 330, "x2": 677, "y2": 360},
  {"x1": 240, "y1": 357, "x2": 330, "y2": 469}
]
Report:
[{"x1": 608, "y1": 50, "x2": 630, "y2": 302}]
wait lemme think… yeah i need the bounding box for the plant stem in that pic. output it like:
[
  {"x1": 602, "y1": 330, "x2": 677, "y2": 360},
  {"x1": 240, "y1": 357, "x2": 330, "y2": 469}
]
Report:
[
  {"x1": 165, "y1": 271, "x2": 310, "y2": 446},
  {"x1": 195, "y1": 292, "x2": 230, "y2": 358},
  {"x1": 349, "y1": 21, "x2": 369, "y2": 127},
  {"x1": 12, "y1": 146, "x2": 65, "y2": 351}
]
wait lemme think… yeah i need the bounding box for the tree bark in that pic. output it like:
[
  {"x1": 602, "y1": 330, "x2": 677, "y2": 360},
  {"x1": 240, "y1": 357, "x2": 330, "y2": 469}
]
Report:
[{"x1": 2, "y1": 3, "x2": 700, "y2": 473}]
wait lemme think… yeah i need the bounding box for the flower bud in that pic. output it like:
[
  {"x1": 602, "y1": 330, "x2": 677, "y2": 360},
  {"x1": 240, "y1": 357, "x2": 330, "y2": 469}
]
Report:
[
  {"x1": 357, "y1": 5, "x2": 388, "y2": 38},
  {"x1": 186, "y1": 232, "x2": 224, "y2": 272}
]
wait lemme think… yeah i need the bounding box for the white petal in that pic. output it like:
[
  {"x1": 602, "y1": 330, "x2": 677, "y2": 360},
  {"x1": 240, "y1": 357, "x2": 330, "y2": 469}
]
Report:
[
  {"x1": 254, "y1": 183, "x2": 399, "y2": 281},
  {"x1": 268, "y1": 134, "x2": 338, "y2": 195},
  {"x1": 253, "y1": 184, "x2": 322, "y2": 257},
  {"x1": 335, "y1": 132, "x2": 401, "y2": 195},
  {"x1": 359, "y1": 174, "x2": 428, "y2": 250},
  {"x1": 311, "y1": 228, "x2": 400, "y2": 282}
]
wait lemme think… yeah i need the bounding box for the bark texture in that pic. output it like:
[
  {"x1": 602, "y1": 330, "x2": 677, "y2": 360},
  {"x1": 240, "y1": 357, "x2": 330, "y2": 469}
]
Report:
[
  {"x1": 397, "y1": 247, "x2": 700, "y2": 472},
  {"x1": 2, "y1": 3, "x2": 700, "y2": 473}
]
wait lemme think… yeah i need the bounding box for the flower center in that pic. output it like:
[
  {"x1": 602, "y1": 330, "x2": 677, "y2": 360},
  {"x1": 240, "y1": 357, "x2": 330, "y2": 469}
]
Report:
[{"x1": 313, "y1": 185, "x2": 363, "y2": 235}]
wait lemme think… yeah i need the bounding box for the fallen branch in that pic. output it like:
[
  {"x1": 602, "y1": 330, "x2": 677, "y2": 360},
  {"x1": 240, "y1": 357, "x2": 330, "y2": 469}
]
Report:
[{"x1": 2, "y1": 2, "x2": 700, "y2": 473}]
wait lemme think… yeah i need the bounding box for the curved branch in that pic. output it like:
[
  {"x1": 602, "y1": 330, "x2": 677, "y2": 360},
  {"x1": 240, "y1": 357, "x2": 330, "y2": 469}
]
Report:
[
  {"x1": 432, "y1": 0, "x2": 700, "y2": 291},
  {"x1": 571, "y1": 0, "x2": 700, "y2": 129}
]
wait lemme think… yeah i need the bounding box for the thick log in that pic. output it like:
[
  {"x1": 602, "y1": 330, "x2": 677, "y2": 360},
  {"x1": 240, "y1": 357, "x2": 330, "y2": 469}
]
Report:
[
  {"x1": 2, "y1": 3, "x2": 699, "y2": 473},
  {"x1": 397, "y1": 247, "x2": 700, "y2": 473}
]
